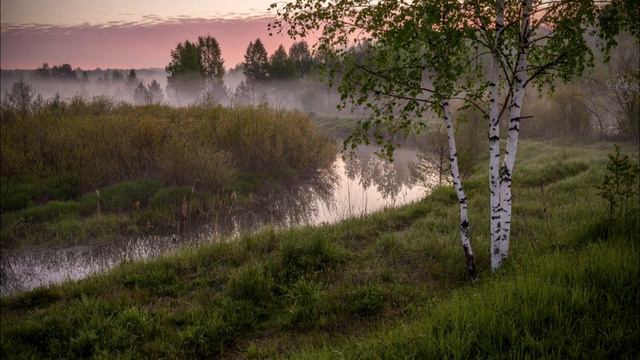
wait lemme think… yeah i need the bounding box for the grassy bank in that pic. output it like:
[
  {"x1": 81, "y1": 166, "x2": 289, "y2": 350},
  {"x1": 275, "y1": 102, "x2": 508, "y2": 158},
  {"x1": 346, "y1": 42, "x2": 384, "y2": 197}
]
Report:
[
  {"x1": 1, "y1": 141, "x2": 638, "y2": 359},
  {"x1": 0, "y1": 101, "x2": 336, "y2": 247}
]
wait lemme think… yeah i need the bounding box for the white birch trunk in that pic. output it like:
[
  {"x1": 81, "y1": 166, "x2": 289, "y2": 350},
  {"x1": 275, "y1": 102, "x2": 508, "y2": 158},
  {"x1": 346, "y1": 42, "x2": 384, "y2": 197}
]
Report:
[
  {"x1": 489, "y1": 0, "x2": 505, "y2": 271},
  {"x1": 442, "y1": 101, "x2": 477, "y2": 280},
  {"x1": 496, "y1": 0, "x2": 532, "y2": 269}
]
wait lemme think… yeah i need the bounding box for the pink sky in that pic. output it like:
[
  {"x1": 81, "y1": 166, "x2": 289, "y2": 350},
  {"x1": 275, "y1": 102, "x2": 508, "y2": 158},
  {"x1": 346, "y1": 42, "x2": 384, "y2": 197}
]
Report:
[{"x1": 0, "y1": 16, "x2": 309, "y2": 69}]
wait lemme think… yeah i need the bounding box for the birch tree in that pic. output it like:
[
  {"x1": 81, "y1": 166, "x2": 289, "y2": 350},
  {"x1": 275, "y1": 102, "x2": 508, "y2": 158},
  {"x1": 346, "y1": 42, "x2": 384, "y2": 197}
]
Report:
[
  {"x1": 477, "y1": 0, "x2": 637, "y2": 270},
  {"x1": 271, "y1": 0, "x2": 638, "y2": 276}
]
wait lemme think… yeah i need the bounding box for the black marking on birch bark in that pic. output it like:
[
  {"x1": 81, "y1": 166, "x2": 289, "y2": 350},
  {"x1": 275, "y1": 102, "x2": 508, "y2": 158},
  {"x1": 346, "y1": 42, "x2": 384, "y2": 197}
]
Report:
[
  {"x1": 489, "y1": 82, "x2": 497, "y2": 87},
  {"x1": 491, "y1": 215, "x2": 500, "y2": 220},
  {"x1": 442, "y1": 102, "x2": 449, "y2": 106},
  {"x1": 489, "y1": 135, "x2": 499, "y2": 142},
  {"x1": 463, "y1": 244, "x2": 477, "y2": 281},
  {"x1": 508, "y1": 126, "x2": 519, "y2": 131}
]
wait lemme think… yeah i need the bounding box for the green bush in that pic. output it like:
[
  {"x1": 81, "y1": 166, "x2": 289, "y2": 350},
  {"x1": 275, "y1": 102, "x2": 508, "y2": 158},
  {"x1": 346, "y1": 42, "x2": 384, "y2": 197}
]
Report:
[
  {"x1": 150, "y1": 186, "x2": 193, "y2": 208},
  {"x1": 97, "y1": 180, "x2": 163, "y2": 212},
  {"x1": 3, "y1": 201, "x2": 80, "y2": 225}
]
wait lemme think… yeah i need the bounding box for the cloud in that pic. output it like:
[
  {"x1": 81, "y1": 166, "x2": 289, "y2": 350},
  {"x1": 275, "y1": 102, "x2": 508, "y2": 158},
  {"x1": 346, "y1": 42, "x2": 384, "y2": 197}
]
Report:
[{"x1": 1, "y1": 16, "x2": 311, "y2": 69}]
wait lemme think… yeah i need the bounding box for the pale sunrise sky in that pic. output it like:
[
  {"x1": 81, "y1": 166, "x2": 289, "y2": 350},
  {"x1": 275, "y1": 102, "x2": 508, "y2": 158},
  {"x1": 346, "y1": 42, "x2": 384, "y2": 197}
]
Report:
[{"x1": 0, "y1": 0, "x2": 304, "y2": 69}]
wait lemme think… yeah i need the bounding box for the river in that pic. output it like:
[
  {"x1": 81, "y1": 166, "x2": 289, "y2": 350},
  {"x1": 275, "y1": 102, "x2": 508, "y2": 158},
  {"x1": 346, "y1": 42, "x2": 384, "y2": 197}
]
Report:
[{"x1": 1, "y1": 146, "x2": 441, "y2": 295}]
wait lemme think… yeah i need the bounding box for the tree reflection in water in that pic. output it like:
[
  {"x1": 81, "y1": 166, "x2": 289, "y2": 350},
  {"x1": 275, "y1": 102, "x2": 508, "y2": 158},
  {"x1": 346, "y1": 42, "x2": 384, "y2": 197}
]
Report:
[{"x1": 1, "y1": 146, "x2": 439, "y2": 295}]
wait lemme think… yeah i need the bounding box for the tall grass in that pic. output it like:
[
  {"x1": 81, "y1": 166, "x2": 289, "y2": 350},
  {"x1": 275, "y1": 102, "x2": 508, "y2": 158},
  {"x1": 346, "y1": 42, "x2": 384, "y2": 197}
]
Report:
[
  {"x1": 0, "y1": 99, "x2": 336, "y2": 246},
  {"x1": 0, "y1": 99, "x2": 335, "y2": 194}
]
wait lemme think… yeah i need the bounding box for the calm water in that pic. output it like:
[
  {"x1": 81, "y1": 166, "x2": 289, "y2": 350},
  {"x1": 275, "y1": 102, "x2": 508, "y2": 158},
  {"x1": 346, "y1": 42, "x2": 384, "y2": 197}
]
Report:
[{"x1": 1, "y1": 146, "x2": 440, "y2": 295}]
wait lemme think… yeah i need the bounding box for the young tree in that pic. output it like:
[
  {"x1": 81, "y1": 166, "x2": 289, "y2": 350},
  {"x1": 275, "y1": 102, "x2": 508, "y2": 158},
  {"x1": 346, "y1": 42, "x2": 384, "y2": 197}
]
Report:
[
  {"x1": 272, "y1": 0, "x2": 637, "y2": 276},
  {"x1": 243, "y1": 39, "x2": 270, "y2": 83}
]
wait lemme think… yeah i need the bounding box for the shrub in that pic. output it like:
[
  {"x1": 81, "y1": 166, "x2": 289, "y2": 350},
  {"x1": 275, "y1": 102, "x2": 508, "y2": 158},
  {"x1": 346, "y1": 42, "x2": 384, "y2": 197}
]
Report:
[
  {"x1": 3, "y1": 201, "x2": 80, "y2": 225},
  {"x1": 597, "y1": 144, "x2": 639, "y2": 222},
  {"x1": 96, "y1": 180, "x2": 163, "y2": 213}
]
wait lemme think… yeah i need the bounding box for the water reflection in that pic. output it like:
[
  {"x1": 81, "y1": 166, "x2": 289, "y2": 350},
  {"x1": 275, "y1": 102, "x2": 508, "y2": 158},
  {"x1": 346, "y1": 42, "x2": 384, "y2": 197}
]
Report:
[{"x1": 1, "y1": 146, "x2": 436, "y2": 295}]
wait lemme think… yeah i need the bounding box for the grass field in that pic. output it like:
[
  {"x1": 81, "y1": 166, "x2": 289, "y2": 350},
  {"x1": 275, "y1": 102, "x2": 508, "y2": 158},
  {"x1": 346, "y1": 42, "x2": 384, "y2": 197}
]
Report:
[{"x1": 1, "y1": 141, "x2": 638, "y2": 359}]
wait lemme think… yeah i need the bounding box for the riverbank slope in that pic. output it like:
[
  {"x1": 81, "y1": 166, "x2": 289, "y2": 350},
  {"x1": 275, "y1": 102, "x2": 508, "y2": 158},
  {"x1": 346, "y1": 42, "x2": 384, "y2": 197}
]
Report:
[{"x1": 1, "y1": 141, "x2": 638, "y2": 358}]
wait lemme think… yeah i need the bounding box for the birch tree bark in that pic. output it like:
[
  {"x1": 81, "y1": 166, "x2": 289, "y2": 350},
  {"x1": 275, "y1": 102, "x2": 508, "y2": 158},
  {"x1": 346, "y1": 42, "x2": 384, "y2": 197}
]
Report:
[
  {"x1": 442, "y1": 101, "x2": 477, "y2": 280},
  {"x1": 489, "y1": 0, "x2": 505, "y2": 271},
  {"x1": 496, "y1": 0, "x2": 533, "y2": 269}
]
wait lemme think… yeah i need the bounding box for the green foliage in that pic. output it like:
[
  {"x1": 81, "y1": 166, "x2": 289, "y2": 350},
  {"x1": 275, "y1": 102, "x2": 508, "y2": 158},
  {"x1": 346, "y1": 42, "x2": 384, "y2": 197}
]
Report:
[
  {"x1": 166, "y1": 40, "x2": 201, "y2": 77},
  {"x1": 3, "y1": 201, "x2": 80, "y2": 225},
  {"x1": 271, "y1": 0, "x2": 637, "y2": 158},
  {"x1": 597, "y1": 144, "x2": 639, "y2": 218},
  {"x1": 96, "y1": 180, "x2": 163, "y2": 213},
  {"x1": 0, "y1": 175, "x2": 80, "y2": 213}
]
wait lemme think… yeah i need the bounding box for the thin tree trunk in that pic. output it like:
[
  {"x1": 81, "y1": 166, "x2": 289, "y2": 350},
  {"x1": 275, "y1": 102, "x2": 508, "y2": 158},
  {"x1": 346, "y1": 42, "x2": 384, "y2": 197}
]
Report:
[
  {"x1": 443, "y1": 101, "x2": 477, "y2": 280},
  {"x1": 496, "y1": 0, "x2": 532, "y2": 269},
  {"x1": 489, "y1": 0, "x2": 505, "y2": 271}
]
